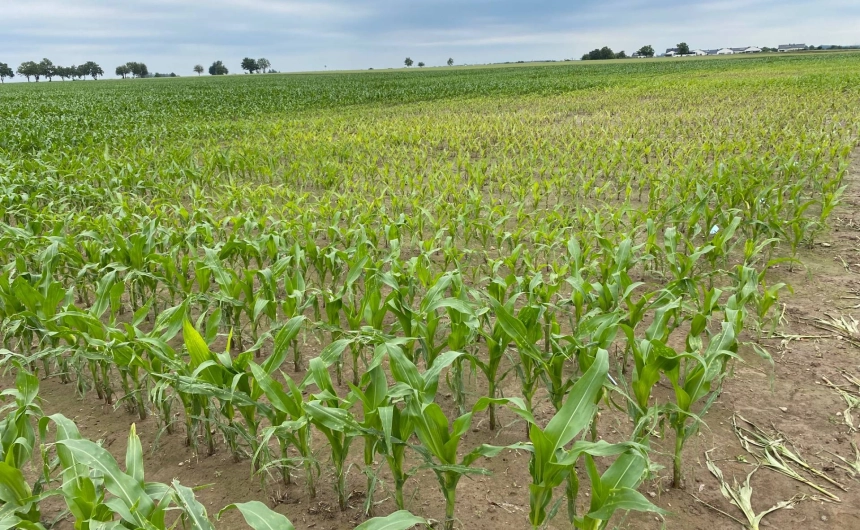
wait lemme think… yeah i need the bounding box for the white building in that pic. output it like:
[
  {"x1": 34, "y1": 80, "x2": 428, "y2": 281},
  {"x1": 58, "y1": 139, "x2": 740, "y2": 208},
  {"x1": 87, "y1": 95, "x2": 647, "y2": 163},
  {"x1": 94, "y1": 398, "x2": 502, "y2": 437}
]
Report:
[
  {"x1": 716, "y1": 48, "x2": 734, "y2": 55},
  {"x1": 778, "y1": 43, "x2": 807, "y2": 52}
]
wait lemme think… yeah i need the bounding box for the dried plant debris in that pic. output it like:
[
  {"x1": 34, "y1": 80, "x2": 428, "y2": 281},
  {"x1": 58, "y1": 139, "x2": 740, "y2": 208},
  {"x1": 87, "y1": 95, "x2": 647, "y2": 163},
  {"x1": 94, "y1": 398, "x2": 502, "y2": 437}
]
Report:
[
  {"x1": 732, "y1": 415, "x2": 845, "y2": 502},
  {"x1": 822, "y1": 372, "x2": 860, "y2": 432},
  {"x1": 697, "y1": 449, "x2": 802, "y2": 530},
  {"x1": 824, "y1": 441, "x2": 860, "y2": 479},
  {"x1": 812, "y1": 313, "x2": 860, "y2": 348}
]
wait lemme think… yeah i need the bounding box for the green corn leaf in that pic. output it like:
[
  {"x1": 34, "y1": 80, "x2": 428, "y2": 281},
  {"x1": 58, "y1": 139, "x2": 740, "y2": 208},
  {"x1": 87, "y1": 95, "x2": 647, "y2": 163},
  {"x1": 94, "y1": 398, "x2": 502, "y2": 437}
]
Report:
[
  {"x1": 248, "y1": 362, "x2": 300, "y2": 417},
  {"x1": 264, "y1": 316, "x2": 306, "y2": 374},
  {"x1": 217, "y1": 500, "x2": 295, "y2": 530},
  {"x1": 586, "y1": 487, "x2": 666, "y2": 521},
  {"x1": 125, "y1": 423, "x2": 144, "y2": 486},
  {"x1": 318, "y1": 338, "x2": 353, "y2": 370},
  {"x1": 182, "y1": 320, "x2": 220, "y2": 384},
  {"x1": 354, "y1": 510, "x2": 428, "y2": 530},
  {"x1": 592, "y1": 451, "x2": 647, "y2": 510},
  {"x1": 55, "y1": 438, "x2": 154, "y2": 521},
  {"x1": 305, "y1": 401, "x2": 359, "y2": 432},
  {"x1": 0, "y1": 462, "x2": 31, "y2": 506},
  {"x1": 544, "y1": 348, "x2": 608, "y2": 450},
  {"x1": 172, "y1": 479, "x2": 214, "y2": 530}
]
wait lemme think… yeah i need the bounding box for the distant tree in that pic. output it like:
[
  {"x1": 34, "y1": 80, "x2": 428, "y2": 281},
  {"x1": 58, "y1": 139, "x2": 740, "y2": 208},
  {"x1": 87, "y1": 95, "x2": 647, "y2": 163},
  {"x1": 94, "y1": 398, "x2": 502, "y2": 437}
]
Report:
[
  {"x1": 55, "y1": 65, "x2": 71, "y2": 81},
  {"x1": 581, "y1": 47, "x2": 616, "y2": 61},
  {"x1": 404, "y1": 57, "x2": 413, "y2": 67},
  {"x1": 418, "y1": 61, "x2": 425, "y2": 67},
  {"x1": 447, "y1": 57, "x2": 454, "y2": 66},
  {"x1": 636, "y1": 45, "x2": 655, "y2": 57},
  {"x1": 116, "y1": 64, "x2": 131, "y2": 78},
  {"x1": 17, "y1": 61, "x2": 40, "y2": 82},
  {"x1": 677, "y1": 42, "x2": 690, "y2": 55},
  {"x1": 74, "y1": 64, "x2": 88, "y2": 80},
  {"x1": 80, "y1": 61, "x2": 103, "y2": 80},
  {"x1": 257, "y1": 58, "x2": 270, "y2": 73},
  {"x1": 0, "y1": 62, "x2": 13, "y2": 83},
  {"x1": 241, "y1": 57, "x2": 260, "y2": 74},
  {"x1": 193, "y1": 64, "x2": 204, "y2": 76},
  {"x1": 39, "y1": 58, "x2": 55, "y2": 81},
  {"x1": 615, "y1": 50, "x2": 627, "y2": 59},
  {"x1": 209, "y1": 60, "x2": 229, "y2": 75},
  {"x1": 125, "y1": 62, "x2": 149, "y2": 78}
]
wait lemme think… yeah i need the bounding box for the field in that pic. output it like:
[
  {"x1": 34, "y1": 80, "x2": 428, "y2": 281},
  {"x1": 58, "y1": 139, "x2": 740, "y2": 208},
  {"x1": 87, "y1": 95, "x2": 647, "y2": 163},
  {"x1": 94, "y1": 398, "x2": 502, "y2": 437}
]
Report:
[{"x1": 2, "y1": 52, "x2": 860, "y2": 530}]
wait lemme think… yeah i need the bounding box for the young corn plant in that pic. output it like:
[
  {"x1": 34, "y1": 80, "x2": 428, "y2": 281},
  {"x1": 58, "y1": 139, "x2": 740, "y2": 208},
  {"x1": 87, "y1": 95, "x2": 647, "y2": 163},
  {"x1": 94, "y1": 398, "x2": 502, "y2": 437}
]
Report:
[
  {"x1": 0, "y1": 369, "x2": 44, "y2": 529},
  {"x1": 304, "y1": 356, "x2": 361, "y2": 511},
  {"x1": 250, "y1": 362, "x2": 318, "y2": 498},
  {"x1": 665, "y1": 321, "x2": 740, "y2": 488},
  {"x1": 505, "y1": 349, "x2": 663, "y2": 528},
  {"x1": 388, "y1": 344, "x2": 519, "y2": 529},
  {"x1": 47, "y1": 416, "x2": 177, "y2": 529}
]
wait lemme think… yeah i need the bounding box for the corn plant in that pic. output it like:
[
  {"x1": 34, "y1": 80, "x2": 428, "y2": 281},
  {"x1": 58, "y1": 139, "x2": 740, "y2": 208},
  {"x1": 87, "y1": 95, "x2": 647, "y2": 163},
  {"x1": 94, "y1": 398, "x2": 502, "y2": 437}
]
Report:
[
  {"x1": 664, "y1": 321, "x2": 740, "y2": 488},
  {"x1": 0, "y1": 369, "x2": 44, "y2": 529},
  {"x1": 250, "y1": 362, "x2": 318, "y2": 499},
  {"x1": 388, "y1": 345, "x2": 518, "y2": 529},
  {"x1": 305, "y1": 356, "x2": 361, "y2": 511}
]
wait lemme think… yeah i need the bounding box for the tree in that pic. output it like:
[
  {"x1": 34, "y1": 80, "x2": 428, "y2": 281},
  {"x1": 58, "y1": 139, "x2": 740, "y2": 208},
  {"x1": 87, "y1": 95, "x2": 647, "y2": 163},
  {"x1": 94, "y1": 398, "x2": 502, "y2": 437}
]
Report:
[
  {"x1": 193, "y1": 64, "x2": 204, "y2": 75},
  {"x1": 581, "y1": 46, "x2": 616, "y2": 61},
  {"x1": 0, "y1": 62, "x2": 13, "y2": 83},
  {"x1": 241, "y1": 57, "x2": 259, "y2": 74},
  {"x1": 418, "y1": 62, "x2": 425, "y2": 67},
  {"x1": 404, "y1": 57, "x2": 413, "y2": 67},
  {"x1": 125, "y1": 62, "x2": 149, "y2": 78},
  {"x1": 17, "y1": 61, "x2": 39, "y2": 82},
  {"x1": 39, "y1": 58, "x2": 55, "y2": 81},
  {"x1": 55, "y1": 65, "x2": 71, "y2": 81},
  {"x1": 615, "y1": 50, "x2": 628, "y2": 59},
  {"x1": 209, "y1": 60, "x2": 228, "y2": 75},
  {"x1": 257, "y1": 58, "x2": 270, "y2": 73},
  {"x1": 116, "y1": 64, "x2": 131, "y2": 78},
  {"x1": 636, "y1": 45, "x2": 655, "y2": 57},
  {"x1": 80, "y1": 61, "x2": 103, "y2": 80},
  {"x1": 677, "y1": 42, "x2": 690, "y2": 55},
  {"x1": 74, "y1": 64, "x2": 88, "y2": 80}
]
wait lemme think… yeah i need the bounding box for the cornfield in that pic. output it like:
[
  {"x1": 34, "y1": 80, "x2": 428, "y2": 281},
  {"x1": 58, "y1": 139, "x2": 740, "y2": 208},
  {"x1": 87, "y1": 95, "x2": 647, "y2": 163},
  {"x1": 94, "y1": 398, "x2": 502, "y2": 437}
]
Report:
[{"x1": 1, "y1": 52, "x2": 859, "y2": 529}]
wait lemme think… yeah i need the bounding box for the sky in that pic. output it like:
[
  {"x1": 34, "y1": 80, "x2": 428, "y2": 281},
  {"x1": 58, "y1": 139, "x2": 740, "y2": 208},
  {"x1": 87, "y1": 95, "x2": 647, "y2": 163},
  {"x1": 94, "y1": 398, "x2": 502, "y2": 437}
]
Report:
[{"x1": 2, "y1": 0, "x2": 859, "y2": 79}]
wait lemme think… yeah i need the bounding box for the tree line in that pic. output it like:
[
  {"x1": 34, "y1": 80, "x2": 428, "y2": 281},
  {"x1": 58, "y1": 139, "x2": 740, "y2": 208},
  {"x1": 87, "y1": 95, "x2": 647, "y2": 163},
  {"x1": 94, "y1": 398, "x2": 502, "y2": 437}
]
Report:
[
  {"x1": 1, "y1": 58, "x2": 104, "y2": 82},
  {"x1": 404, "y1": 58, "x2": 455, "y2": 67},
  {"x1": 192, "y1": 58, "x2": 273, "y2": 76},
  {"x1": 1, "y1": 57, "x2": 274, "y2": 83},
  {"x1": 581, "y1": 45, "x2": 655, "y2": 61}
]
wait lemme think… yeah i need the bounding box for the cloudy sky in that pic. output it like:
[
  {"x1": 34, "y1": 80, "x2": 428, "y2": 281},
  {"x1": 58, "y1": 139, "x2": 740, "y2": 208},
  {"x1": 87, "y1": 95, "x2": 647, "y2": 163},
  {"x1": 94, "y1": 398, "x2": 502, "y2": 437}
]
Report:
[{"x1": 3, "y1": 0, "x2": 859, "y2": 78}]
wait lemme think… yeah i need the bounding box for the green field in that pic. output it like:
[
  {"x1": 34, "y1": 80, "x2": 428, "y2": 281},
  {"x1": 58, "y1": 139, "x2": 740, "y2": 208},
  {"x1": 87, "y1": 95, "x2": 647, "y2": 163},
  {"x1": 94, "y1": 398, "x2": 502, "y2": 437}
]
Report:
[{"x1": 1, "y1": 53, "x2": 860, "y2": 530}]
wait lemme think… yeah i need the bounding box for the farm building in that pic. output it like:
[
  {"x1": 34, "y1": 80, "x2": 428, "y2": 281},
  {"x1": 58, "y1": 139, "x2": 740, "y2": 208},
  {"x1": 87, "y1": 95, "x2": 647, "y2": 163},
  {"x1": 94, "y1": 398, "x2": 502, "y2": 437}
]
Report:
[{"x1": 779, "y1": 43, "x2": 807, "y2": 52}]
